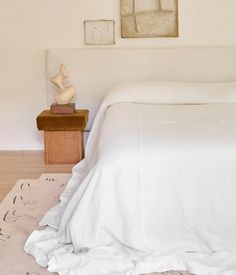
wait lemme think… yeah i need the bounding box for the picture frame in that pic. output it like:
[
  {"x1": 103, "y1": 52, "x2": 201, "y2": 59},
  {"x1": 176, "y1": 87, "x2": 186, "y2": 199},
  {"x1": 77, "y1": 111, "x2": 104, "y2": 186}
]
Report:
[
  {"x1": 121, "y1": 0, "x2": 178, "y2": 38},
  {"x1": 84, "y1": 20, "x2": 115, "y2": 45}
]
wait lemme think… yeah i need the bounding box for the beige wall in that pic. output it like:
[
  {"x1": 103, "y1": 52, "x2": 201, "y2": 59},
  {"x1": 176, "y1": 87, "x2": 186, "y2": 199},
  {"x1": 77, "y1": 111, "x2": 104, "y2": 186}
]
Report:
[{"x1": 0, "y1": 0, "x2": 236, "y2": 149}]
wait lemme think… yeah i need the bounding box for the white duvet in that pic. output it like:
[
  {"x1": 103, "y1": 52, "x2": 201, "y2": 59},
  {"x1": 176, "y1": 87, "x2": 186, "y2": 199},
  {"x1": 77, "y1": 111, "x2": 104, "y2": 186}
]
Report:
[{"x1": 25, "y1": 82, "x2": 236, "y2": 275}]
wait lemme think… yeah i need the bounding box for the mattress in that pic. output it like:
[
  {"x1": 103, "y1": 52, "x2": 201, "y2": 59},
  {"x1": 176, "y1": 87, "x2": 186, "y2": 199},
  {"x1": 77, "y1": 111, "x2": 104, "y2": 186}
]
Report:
[{"x1": 25, "y1": 82, "x2": 236, "y2": 275}]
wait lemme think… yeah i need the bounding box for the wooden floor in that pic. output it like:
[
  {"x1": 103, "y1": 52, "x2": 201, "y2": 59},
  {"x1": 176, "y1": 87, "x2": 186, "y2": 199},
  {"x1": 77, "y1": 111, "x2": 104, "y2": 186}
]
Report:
[{"x1": 0, "y1": 151, "x2": 73, "y2": 202}]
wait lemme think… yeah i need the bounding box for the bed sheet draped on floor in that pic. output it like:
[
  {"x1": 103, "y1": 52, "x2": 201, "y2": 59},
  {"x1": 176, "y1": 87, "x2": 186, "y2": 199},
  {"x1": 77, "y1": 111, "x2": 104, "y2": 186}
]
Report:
[{"x1": 25, "y1": 82, "x2": 236, "y2": 275}]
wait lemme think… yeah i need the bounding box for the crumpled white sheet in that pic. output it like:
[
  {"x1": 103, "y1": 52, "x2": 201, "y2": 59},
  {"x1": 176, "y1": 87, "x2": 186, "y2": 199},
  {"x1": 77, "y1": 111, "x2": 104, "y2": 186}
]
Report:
[{"x1": 25, "y1": 82, "x2": 236, "y2": 275}]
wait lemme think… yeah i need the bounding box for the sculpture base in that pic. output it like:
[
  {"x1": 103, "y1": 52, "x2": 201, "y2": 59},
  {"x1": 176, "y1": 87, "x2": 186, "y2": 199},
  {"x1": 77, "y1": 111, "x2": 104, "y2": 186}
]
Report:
[{"x1": 50, "y1": 103, "x2": 75, "y2": 114}]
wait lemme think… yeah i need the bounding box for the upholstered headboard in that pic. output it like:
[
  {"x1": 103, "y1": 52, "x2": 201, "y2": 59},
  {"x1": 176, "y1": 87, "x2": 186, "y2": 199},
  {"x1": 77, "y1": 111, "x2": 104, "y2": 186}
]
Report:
[{"x1": 46, "y1": 48, "x2": 236, "y2": 130}]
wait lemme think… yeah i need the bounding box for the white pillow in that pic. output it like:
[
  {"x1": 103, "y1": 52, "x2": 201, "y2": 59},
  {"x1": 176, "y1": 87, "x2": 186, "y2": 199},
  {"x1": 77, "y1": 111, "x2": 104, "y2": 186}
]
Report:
[{"x1": 106, "y1": 81, "x2": 236, "y2": 104}]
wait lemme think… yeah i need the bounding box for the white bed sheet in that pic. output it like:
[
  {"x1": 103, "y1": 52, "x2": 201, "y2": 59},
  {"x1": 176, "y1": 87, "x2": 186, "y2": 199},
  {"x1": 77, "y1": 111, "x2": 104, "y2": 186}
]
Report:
[{"x1": 25, "y1": 83, "x2": 236, "y2": 275}]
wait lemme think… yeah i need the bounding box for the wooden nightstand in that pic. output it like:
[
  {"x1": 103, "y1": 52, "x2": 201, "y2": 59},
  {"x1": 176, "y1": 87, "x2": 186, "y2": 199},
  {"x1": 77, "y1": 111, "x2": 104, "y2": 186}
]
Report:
[{"x1": 37, "y1": 110, "x2": 89, "y2": 164}]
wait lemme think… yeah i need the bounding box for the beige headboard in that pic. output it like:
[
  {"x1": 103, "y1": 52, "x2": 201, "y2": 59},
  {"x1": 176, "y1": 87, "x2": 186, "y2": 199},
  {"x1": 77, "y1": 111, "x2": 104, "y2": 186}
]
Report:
[{"x1": 46, "y1": 47, "x2": 236, "y2": 130}]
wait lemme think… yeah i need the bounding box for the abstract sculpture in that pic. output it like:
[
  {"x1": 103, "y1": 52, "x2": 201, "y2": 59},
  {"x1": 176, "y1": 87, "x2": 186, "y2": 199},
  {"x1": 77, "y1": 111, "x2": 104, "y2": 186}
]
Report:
[{"x1": 49, "y1": 64, "x2": 76, "y2": 113}]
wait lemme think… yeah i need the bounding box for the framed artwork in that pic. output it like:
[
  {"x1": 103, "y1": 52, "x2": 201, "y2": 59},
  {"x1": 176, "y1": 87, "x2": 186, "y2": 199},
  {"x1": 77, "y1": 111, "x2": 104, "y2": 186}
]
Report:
[
  {"x1": 121, "y1": 0, "x2": 178, "y2": 38},
  {"x1": 84, "y1": 20, "x2": 115, "y2": 45}
]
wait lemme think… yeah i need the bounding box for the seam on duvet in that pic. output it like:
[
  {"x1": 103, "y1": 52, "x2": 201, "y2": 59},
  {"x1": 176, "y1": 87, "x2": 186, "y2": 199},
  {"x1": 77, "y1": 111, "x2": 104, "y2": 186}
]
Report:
[{"x1": 136, "y1": 103, "x2": 146, "y2": 248}]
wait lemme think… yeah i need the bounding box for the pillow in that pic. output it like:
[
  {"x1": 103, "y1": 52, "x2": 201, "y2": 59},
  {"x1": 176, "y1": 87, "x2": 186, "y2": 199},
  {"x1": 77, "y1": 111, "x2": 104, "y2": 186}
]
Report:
[{"x1": 105, "y1": 81, "x2": 236, "y2": 105}]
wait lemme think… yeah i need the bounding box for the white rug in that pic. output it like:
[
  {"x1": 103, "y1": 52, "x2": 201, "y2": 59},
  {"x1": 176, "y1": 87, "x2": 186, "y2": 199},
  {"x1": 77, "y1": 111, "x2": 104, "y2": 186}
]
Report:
[
  {"x1": 0, "y1": 174, "x2": 191, "y2": 275},
  {"x1": 0, "y1": 173, "x2": 71, "y2": 275}
]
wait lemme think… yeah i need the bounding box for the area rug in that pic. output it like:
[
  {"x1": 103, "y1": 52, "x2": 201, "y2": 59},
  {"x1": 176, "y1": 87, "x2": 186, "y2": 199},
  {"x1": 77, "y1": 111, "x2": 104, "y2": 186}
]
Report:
[{"x1": 0, "y1": 173, "x2": 191, "y2": 275}]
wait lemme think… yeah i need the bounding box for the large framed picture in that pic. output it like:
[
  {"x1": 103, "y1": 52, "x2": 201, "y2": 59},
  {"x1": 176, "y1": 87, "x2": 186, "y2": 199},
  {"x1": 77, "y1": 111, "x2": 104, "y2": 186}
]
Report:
[{"x1": 121, "y1": 0, "x2": 178, "y2": 38}]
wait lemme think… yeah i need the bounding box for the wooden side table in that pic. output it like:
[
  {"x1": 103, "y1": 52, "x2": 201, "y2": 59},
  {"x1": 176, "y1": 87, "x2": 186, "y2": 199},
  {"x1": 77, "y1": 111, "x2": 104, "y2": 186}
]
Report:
[{"x1": 37, "y1": 110, "x2": 89, "y2": 164}]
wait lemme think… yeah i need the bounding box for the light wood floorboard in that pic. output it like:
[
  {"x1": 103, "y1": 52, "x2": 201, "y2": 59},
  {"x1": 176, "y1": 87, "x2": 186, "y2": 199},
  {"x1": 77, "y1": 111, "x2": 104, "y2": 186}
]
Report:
[{"x1": 0, "y1": 151, "x2": 73, "y2": 202}]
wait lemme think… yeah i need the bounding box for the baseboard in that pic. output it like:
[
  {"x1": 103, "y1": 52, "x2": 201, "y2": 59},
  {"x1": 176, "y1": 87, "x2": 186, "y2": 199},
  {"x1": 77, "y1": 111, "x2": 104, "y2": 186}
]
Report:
[{"x1": 0, "y1": 145, "x2": 44, "y2": 150}]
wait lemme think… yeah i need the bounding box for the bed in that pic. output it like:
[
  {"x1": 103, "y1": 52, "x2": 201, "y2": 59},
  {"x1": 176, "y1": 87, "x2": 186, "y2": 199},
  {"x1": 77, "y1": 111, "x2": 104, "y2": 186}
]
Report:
[{"x1": 25, "y1": 81, "x2": 236, "y2": 275}]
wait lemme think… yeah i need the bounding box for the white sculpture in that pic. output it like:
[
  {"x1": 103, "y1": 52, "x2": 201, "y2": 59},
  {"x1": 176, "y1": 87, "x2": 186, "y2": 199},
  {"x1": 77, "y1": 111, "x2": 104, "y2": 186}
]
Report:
[{"x1": 50, "y1": 64, "x2": 76, "y2": 105}]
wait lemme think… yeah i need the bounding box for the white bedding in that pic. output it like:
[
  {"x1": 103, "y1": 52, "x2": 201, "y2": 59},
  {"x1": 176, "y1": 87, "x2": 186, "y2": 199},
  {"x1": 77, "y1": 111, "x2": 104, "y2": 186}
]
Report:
[{"x1": 25, "y1": 82, "x2": 236, "y2": 275}]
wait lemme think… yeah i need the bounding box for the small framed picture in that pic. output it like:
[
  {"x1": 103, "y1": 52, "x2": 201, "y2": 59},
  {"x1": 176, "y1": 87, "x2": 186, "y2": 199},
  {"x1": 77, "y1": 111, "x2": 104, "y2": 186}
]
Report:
[{"x1": 84, "y1": 20, "x2": 115, "y2": 45}]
